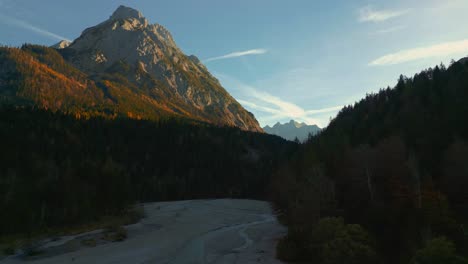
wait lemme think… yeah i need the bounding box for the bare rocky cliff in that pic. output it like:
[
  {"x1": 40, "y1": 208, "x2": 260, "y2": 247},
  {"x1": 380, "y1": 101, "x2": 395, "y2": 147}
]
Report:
[{"x1": 60, "y1": 5, "x2": 262, "y2": 132}]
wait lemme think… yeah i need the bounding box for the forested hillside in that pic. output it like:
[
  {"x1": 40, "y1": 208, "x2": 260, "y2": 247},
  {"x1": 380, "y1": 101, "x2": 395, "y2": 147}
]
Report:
[
  {"x1": 0, "y1": 45, "x2": 180, "y2": 120},
  {"x1": 271, "y1": 60, "x2": 468, "y2": 264},
  {"x1": 0, "y1": 43, "x2": 262, "y2": 132},
  {"x1": 0, "y1": 107, "x2": 295, "y2": 237}
]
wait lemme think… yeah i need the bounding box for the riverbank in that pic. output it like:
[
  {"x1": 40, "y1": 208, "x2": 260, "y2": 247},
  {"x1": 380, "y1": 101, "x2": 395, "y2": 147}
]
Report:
[{"x1": 1, "y1": 199, "x2": 286, "y2": 264}]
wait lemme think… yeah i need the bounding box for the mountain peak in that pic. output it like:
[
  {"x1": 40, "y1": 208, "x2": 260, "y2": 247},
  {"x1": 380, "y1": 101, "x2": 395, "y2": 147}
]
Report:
[
  {"x1": 110, "y1": 5, "x2": 144, "y2": 21},
  {"x1": 288, "y1": 119, "x2": 305, "y2": 128},
  {"x1": 51, "y1": 40, "x2": 71, "y2": 49},
  {"x1": 264, "y1": 120, "x2": 321, "y2": 141},
  {"x1": 57, "y1": 5, "x2": 262, "y2": 132}
]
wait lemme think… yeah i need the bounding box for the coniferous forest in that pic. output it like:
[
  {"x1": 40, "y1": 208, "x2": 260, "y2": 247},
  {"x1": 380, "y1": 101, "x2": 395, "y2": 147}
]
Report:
[
  {"x1": 271, "y1": 59, "x2": 468, "y2": 263},
  {"x1": 0, "y1": 35, "x2": 468, "y2": 264},
  {"x1": 0, "y1": 108, "x2": 295, "y2": 237}
]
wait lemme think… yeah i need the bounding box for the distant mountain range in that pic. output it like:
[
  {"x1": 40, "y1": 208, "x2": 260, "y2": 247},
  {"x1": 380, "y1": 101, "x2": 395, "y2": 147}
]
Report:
[
  {"x1": 263, "y1": 120, "x2": 321, "y2": 141},
  {"x1": 0, "y1": 5, "x2": 262, "y2": 132}
]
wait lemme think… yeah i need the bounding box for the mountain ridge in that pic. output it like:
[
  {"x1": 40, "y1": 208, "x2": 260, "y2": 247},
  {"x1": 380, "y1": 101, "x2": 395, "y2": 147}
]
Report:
[
  {"x1": 1, "y1": 5, "x2": 262, "y2": 132},
  {"x1": 263, "y1": 120, "x2": 321, "y2": 141}
]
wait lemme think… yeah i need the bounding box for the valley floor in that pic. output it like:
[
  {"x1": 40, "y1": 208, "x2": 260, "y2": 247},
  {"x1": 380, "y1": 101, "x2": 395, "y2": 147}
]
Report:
[{"x1": 1, "y1": 199, "x2": 286, "y2": 264}]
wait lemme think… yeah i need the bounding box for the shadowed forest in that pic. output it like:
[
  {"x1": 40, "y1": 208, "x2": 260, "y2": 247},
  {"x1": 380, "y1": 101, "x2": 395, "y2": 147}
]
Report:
[
  {"x1": 271, "y1": 59, "x2": 468, "y2": 263},
  {"x1": 0, "y1": 41, "x2": 468, "y2": 264},
  {"x1": 0, "y1": 108, "x2": 295, "y2": 237}
]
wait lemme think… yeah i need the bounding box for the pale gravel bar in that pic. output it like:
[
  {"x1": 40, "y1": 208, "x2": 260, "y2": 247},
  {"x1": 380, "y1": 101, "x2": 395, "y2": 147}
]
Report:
[{"x1": 2, "y1": 199, "x2": 286, "y2": 264}]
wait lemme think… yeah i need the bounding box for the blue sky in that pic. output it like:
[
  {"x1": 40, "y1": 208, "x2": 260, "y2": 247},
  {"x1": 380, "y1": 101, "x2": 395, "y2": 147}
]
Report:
[{"x1": 1, "y1": 0, "x2": 468, "y2": 127}]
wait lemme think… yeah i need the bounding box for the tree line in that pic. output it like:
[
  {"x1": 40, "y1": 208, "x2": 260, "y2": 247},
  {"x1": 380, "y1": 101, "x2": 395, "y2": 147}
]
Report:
[
  {"x1": 0, "y1": 107, "x2": 295, "y2": 237},
  {"x1": 271, "y1": 60, "x2": 468, "y2": 263}
]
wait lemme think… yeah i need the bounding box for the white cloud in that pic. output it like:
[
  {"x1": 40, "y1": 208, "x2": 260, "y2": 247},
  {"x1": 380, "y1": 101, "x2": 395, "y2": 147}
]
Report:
[
  {"x1": 358, "y1": 6, "x2": 409, "y2": 23},
  {"x1": 370, "y1": 39, "x2": 468, "y2": 66},
  {"x1": 218, "y1": 74, "x2": 342, "y2": 127},
  {"x1": 205, "y1": 49, "x2": 267, "y2": 62},
  {"x1": 306, "y1": 106, "x2": 343, "y2": 115},
  {"x1": 237, "y1": 99, "x2": 280, "y2": 115},
  {"x1": 0, "y1": 13, "x2": 71, "y2": 42},
  {"x1": 372, "y1": 25, "x2": 406, "y2": 35}
]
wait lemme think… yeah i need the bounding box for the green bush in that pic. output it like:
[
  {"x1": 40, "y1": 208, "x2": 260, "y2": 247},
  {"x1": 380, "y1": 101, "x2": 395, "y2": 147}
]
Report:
[
  {"x1": 124, "y1": 205, "x2": 145, "y2": 225},
  {"x1": 309, "y1": 217, "x2": 377, "y2": 264},
  {"x1": 277, "y1": 217, "x2": 378, "y2": 264},
  {"x1": 102, "y1": 225, "x2": 127, "y2": 242},
  {"x1": 114, "y1": 226, "x2": 128, "y2": 242},
  {"x1": 411, "y1": 237, "x2": 468, "y2": 264}
]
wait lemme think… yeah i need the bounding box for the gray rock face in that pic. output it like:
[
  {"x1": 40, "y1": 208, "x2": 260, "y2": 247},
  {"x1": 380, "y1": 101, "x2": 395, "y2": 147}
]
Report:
[
  {"x1": 110, "y1": 5, "x2": 145, "y2": 21},
  {"x1": 62, "y1": 5, "x2": 262, "y2": 132},
  {"x1": 263, "y1": 120, "x2": 321, "y2": 142}
]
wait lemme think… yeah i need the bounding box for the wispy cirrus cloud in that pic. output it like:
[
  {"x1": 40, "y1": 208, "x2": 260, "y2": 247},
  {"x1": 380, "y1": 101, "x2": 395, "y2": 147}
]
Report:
[
  {"x1": 218, "y1": 74, "x2": 343, "y2": 127},
  {"x1": 0, "y1": 13, "x2": 71, "y2": 41},
  {"x1": 205, "y1": 49, "x2": 268, "y2": 62},
  {"x1": 358, "y1": 6, "x2": 409, "y2": 23},
  {"x1": 370, "y1": 39, "x2": 468, "y2": 66},
  {"x1": 306, "y1": 106, "x2": 343, "y2": 115},
  {"x1": 372, "y1": 25, "x2": 406, "y2": 35}
]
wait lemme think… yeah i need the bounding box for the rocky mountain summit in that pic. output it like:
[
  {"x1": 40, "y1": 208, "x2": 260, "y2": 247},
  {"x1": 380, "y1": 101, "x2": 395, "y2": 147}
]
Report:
[
  {"x1": 264, "y1": 120, "x2": 321, "y2": 141},
  {"x1": 51, "y1": 40, "x2": 71, "y2": 49},
  {"x1": 0, "y1": 5, "x2": 262, "y2": 132},
  {"x1": 62, "y1": 5, "x2": 262, "y2": 131}
]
